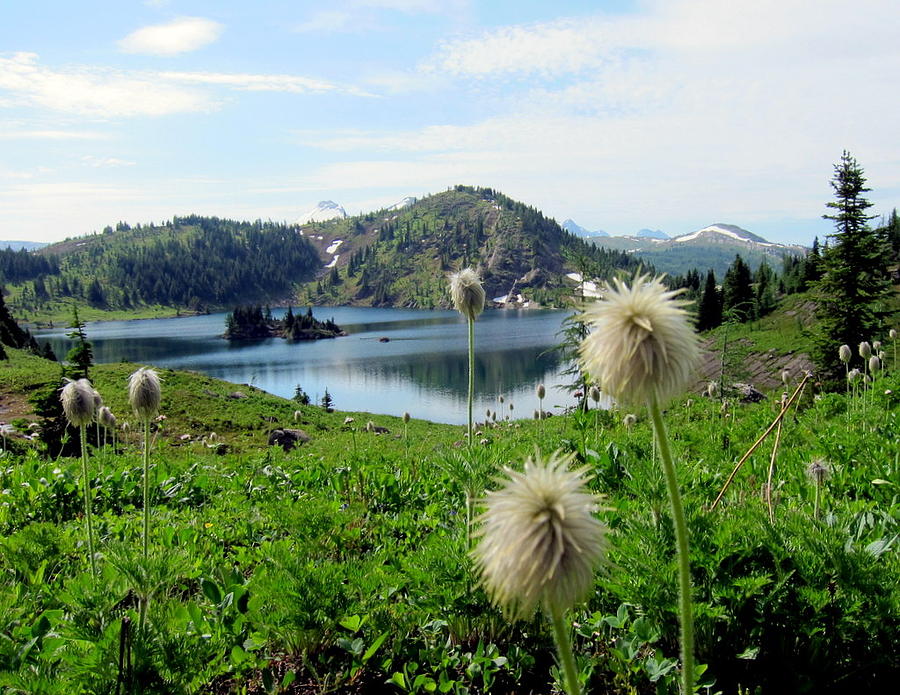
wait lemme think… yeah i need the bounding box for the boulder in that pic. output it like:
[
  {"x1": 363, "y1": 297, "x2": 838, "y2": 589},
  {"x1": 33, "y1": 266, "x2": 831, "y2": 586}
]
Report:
[
  {"x1": 732, "y1": 383, "x2": 766, "y2": 403},
  {"x1": 267, "y1": 428, "x2": 311, "y2": 451}
]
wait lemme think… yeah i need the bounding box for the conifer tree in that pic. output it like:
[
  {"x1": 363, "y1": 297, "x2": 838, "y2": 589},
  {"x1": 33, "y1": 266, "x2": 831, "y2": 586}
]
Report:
[
  {"x1": 696, "y1": 270, "x2": 722, "y2": 331},
  {"x1": 722, "y1": 255, "x2": 754, "y2": 322},
  {"x1": 65, "y1": 307, "x2": 94, "y2": 380},
  {"x1": 814, "y1": 151, "x2": 891, "y2": 384}
]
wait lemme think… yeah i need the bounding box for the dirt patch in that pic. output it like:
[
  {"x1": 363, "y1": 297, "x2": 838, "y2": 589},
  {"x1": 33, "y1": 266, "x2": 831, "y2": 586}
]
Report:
[
  {"x1": 0, "y1": 392, "x2": 35, "y2": 426},
  {"x1": 693, "y1": 339, "x2": 814, "y2": 395}
]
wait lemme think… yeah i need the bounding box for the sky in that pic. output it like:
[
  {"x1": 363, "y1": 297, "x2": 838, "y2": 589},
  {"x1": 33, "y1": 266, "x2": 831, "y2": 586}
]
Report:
[{"x1": 1, "y1": 0, "x2": 898, "y2": 247}]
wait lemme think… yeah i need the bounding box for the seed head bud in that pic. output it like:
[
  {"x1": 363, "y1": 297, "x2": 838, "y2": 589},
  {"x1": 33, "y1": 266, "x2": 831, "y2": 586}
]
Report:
[
  {"x1": 872, "y1": 340, "x2": 882, "y2": 351},
  {"x1": 533, "y1": 409, "x2": 540, "y2": 420},
  {"x1": 848, "y1": 368, "x2": 861, "y2": 383},
  {"x1": 60, "y1": 378, "x2": 96, "y2": 428},
  {"x1": 890, "y1": 329, "x2": 897, "y2": 340},
  {"x1": 878, "y1": 350, "x2": 886, "y2": 361},
  {"x1": 806, "y1": 459, "x2": 830, "y2": 485},
  {"x1": 622, "y1": 413, "x2": 637, "y2": 428},
  {"x1": 869, "y1": 355, "x2": 881, "y2": 372},
  {"x1": 403, "y1": 412, "x2": 411, "y2": 423},
  {"x1": 838, "y1": 344, "x2": 851, "y2": 363},
  {"x1": 589, "y1": 385, "x2": 601, "y2": 403},
  {"x1": 536, "y1": 383, "x2": 545, "y2": 400},
  {"x1": 127, "y1": 367, "x2": 161, "y2": 421},
  {"x1": 449, "y1": 268, "x2": 485, "y2": 321},
  {"x1": 707, "y1": 381, "x2": 719, "y2": 398},
  {"x1": 579, "y1": 274, "x2": 699, "y2": 406},
  {"x1": 471, "y1": 450, "x2": 606, "y2": 619},
  {"x1": 859, "y1": 342, "x2": 872, "y2": 359},
  {"x1": 98, "y1": 406, "x2": 116, "y2": 429},
  {"x1": 781, "y1": 369, "x2": 790, "y2": 386}
]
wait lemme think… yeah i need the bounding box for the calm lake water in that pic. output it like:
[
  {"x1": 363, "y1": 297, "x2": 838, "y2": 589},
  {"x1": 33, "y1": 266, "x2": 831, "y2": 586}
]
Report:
[{"x1": 35, "y1": 307, "x2": 580, "y2": 424}]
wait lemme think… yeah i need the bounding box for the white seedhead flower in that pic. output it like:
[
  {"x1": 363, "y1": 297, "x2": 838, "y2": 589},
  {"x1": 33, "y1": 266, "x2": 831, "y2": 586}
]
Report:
[
  {"x1": 707, "y1": 381, "x2": 719, "y2": 398},
  {"x1": 60, "y1": 378, "x2": 96, "y2": 428},
  {"x1": 838, "y1": 345, "x2": 851, "y2": 363},
  {"x1": 471, "y1": 450, "x2": 606, "y2": 619},
  {"x1": 806, "y1": 459, "x2": 830, "y2": 485},
  {"x1": 848, "y1": 368, "x2": 861, "y2": 383},
  {"x1": 536, "y1": 383, "x2": 546, "y2": 400},
  {"x1": 127, "y1": 367, "x2": 161, "y2": 421},
  {"x1": 449, "y1": 267, "x2": 485, "y2": 321},
  {"x1": 589, "y1": 385, "x2": 601, "y2": 404},
  {"x1": 890, "y1": 329, "x2": 897, "y2": 340},
  {"x1": 869, "y1": 355, "x2": 881, "y2": 373},
  {"x1": 859, "y1": 341, "x2": 872, "y2": 359},
  {"x1": 98, "y1": 406, "x2": 116, "y2": 429},
  {"x1": 579, "y1": 274, "x2": 700, "y2": 405},
  {"x1": 622, "y1": 413, "x2": 637, "y2": 428},
  {"x1": 781, "y1": 369, "x2": 790, "y2": 386},
  {"x1": 872, "y1": 340, "x2": 882, "y2": 351}
]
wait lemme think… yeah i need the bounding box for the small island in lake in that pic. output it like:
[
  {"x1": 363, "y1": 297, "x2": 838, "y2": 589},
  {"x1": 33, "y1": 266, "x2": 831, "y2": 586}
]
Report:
[{"x1": 224, "y1": 305, "x2": 345, "y2": 341}]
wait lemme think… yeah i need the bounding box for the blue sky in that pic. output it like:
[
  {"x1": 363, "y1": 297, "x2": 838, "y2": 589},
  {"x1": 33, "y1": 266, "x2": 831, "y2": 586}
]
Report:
[{"x1": 1, "y1": 0, "x2": 898, "y2": 246}]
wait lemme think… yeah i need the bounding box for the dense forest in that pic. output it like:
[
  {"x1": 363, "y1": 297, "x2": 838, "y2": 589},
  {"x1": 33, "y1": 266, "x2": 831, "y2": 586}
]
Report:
[{"x1": 2, "y1": 216, "x2": 321, "y2": 313}]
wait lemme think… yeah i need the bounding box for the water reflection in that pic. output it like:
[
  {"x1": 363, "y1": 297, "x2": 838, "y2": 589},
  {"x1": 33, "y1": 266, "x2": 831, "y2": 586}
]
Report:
[{"x1": 35, "y1": 307, "x2": 575, "y2": 424}]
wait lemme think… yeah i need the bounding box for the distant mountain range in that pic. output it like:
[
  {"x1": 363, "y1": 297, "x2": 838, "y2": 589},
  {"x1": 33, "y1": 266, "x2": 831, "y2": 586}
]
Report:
[
  {"x1": 585, "y1": 222, "x2": 806, "y2": 277},
  {"x1": 562, "y1": 219, "x2": 609, "y2": 238},
  {"x1": 1, "y1": 240, "x2": 47, "y2": 252}
]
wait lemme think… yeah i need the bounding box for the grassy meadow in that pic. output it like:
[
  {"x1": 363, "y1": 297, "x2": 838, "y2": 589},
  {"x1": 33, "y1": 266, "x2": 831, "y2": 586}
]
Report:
[{"x1": 0, "y1": 343, "x2": 898, "y2": 694}]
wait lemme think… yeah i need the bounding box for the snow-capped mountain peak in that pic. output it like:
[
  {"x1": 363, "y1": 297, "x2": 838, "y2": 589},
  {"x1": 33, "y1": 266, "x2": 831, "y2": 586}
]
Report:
[
  {"x1": 636, "y1": 228, "x2": 669, "y2": 240},
  {"x1": 300, "y1": 200, "x2": 347, "y2": 224},
  {"x1": 388, "y1": 196, "x2": 417, "y2": 211},
  {"x1": 673, "y1": 223, "x2": 769, "y2": 245},
  {"x1": 563, "y1": 219, "x2": 609, "y2": 238}
]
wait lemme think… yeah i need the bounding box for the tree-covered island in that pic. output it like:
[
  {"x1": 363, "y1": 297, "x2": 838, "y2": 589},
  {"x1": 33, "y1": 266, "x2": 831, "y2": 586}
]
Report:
[{"x1": 224, "y1": 305, "x2": 345, "y2": 341}]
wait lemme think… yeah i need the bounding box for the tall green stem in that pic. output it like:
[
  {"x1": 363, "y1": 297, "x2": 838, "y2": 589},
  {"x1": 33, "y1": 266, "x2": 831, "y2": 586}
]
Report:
[
  {"x1": 467, "y1": 317, "x2": 475, "y2": 447},
  {"x1": 648, "y1": 395, "x2": 694, "y2": 695},
  {"x1": 550, "y1": 608, "x2": 580, "y2": 695},
  {"x1": 142, "y1": 419, "x2": 151, "y2": 560},
  {"x1": 80, "y1": 424, "x2": 97, "y2": 583}
]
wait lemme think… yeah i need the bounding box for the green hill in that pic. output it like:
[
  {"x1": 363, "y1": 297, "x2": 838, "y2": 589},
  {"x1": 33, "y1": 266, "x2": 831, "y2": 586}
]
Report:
[{"x1": 296, "y1": 185, "x2": 645, "y2": 308}]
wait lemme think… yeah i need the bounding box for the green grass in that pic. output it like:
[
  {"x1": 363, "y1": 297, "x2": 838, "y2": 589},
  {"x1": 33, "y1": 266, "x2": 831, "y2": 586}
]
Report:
[{"x1": 1, "y1": 347, "x2": 898, "y2": 693}]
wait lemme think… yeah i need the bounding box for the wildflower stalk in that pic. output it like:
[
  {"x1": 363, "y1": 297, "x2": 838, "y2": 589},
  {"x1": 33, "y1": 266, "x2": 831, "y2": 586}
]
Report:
[
  {"x1": 141, "y1": 418, "x2": 151, "y2": 561},
  {"x1": 549, "y1": 608, "x2": 581, "y2": 695},
  {"x1": 813, "y1": 480, "x2": 822, "y2": 520},
  {"x1": 648, "y1": 395, "x2": 694, "y2": 695},
  {"x1": 80, "y1": 424, "x2": 98, "y2": 583},
  {"x1": 467, "y1": 315, "x2": 475, "y2": 447}
]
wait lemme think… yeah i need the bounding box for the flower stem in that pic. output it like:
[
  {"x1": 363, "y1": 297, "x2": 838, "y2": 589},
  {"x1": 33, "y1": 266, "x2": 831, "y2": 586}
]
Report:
[
  {"x1": 142, "y1": 418, "x2": 151, "y2": 560},
  {"x1": 467, "y1": 317, "x2": 475, "y2": 447},
  {"x1": 549, "y1": 607, "x2": 581, "y2": 695},
  {"x1": 648, "y1": 395, "x2": 694, "y2": 695},
  {"x1": 80, "y1": 425, "x2": 97, "y2": 583}
]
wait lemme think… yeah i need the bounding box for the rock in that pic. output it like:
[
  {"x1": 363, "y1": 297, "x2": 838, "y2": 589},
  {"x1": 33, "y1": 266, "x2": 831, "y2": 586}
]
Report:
[
  {"x1": 732, "y1": 383, "x2": 766, "y2": 403},
  {"x1": 267, "y1": 428, "x2": 311, "y2": 451},
  {"x1": 228, "y1": 391, "x2": 248, "y2": 399}
]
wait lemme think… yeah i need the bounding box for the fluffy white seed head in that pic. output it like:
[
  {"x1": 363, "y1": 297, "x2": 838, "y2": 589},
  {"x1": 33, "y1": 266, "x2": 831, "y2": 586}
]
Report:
[
  {"x1": 869, "y1": 355, "x2": 881, "y2": 372},
  {"x1": 579, "y1": 274, "x2": 700, "y2": 406},
  {"x1": 707, "y1": 381, "x2": 719, "y2": 398},
  {"x1": 872, "y1": 340, "x2": 882, "y2": 351},
  {"x1": 878, "y1": 350, "x2": 886, "y2": 361},
  {"x1": 98, "y1": 406, "x2": 116, "y2": 429},
  {"x1": 623, "y1": 413, "x2": 637, "y2": 428},
  {"x1": 471, "y1": 450, "x2": 607, "y2": 619},
  {"x1": 60, "y1": 378, "x2": 96, "y2": 428},
  {"x1": 890, "y1": 329, "x2": 897, "y2": 340},
  {"x1": 127, "y1": 367, "x2": 161, "y2": 421},
  {"x1": 806, "y1": 458, "x2": 830, "y2": 485},
  {"x1": 781, "y1": 369, "x2": 790, "y2": 385},
  {"x1": 838, "y1": 344, "x2": 852, "y2": 363},
  {"x1": 536, "y1": 383, "x2": 545, "y2": 400},
  {"x1": 589, "y1": 385, "x2": 601, "y2": 403},
  {"x1": 848, "y1": 368, "x2": 861, "y2": 383},
  {"x1": 449, "y1": 268, "x2": 485, "y2": 321},
  {"x1": 859, "y1": 341, "x2": 872, "y2": 359}
]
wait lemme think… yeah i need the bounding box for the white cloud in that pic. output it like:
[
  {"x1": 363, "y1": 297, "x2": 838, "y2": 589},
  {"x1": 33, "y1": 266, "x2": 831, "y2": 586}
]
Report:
[
  {"x1": 81, "y1": 156, "x2": 136, "y2": 168},
  {"x1": 0, "y1": 52, "x2": 212, "y2": 117},
  {"x1": 161, "y1": 71, "x2": 373, "y2": 97},
  {"x1": 0, "y1": 127, "x2": 107, "y2": 140},
  {"x1": 117, "y1": 17, "x2": 223, "y2": 56}
]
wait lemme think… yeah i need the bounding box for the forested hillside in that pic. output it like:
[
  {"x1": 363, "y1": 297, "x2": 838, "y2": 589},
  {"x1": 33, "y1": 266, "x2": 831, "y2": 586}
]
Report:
[
  {"x1": 3, "y1": 216, "x2": 321, "y2": 315},
  {"x1": 298, "y1": 185, "x2": 646, "y2": 308}
]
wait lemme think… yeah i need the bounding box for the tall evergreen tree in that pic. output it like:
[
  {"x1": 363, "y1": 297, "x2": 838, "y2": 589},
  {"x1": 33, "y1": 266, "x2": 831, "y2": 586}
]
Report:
[
  {"x1": 722, "y1": 255, "x2": 754, "y2": 321},
  {"x1": 814, "y1": 151, "x2": 892, "y2": 384},
  {"x1": 65, "y1": 307, "x2": 94, "y2": 379},
  {"x1": 696, "y1": 270, "x2": 723, "y2": 331},
  {"x1": 754, "y1": 261, "x2": 777, "y2": 318}
]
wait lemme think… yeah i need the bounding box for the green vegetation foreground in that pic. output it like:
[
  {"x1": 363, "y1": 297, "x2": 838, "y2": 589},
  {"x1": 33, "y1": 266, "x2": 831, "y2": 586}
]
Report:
[{"x1": 1, "y1": 346, "x2": 898, "y2": 693}]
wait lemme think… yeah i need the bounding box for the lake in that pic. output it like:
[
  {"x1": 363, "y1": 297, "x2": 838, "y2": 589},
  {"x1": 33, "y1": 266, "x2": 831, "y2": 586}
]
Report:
[{"x1": 34, "y1": 307, "x2": 582, "y2": 424}]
